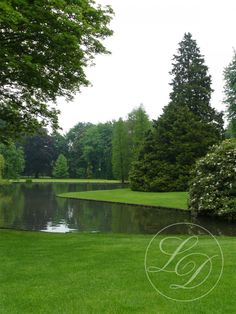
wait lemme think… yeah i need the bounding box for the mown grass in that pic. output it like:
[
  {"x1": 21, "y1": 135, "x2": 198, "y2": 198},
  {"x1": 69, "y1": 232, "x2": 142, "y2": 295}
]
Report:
[
  {"x1": 59, "y1": 188, "x2": 189, "y2": 210},
  {"x1": 12, "y1": 178, "x2": 120, "y2": 184},
  {"x1": 0, "y1": 230, "x2": 235, "y2": 313}
]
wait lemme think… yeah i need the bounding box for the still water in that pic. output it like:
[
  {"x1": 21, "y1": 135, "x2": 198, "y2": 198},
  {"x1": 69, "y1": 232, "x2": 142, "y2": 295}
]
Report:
[{"x1": 0, "y1": 183, "x2": 235, "y2": 235}]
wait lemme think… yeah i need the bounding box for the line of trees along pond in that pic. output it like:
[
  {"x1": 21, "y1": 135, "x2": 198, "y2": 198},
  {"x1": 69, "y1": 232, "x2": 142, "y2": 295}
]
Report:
[
  {"x1": 0, "y1": 105, "x2": 150, "y2": 181},
  {"x1": 2, "y1": 32, "x2": 236, "y2": 195}
]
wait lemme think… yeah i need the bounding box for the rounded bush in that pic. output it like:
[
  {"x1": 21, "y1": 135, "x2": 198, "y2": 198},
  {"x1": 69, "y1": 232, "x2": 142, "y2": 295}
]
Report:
[{"x1": 189, "y1": 139, "x2": 236, "y2": 220}]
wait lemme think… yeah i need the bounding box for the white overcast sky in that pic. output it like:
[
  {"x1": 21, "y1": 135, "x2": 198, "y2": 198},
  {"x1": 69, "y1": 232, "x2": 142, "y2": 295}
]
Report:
[{"x1": 57, "y1": 0, "x2": 236, "y2": 133}]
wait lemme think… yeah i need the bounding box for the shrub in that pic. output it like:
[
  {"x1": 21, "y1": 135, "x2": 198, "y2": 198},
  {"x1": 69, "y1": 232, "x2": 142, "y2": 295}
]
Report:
[{"x1": 189, "y1": 139, "x2": 236, "y2": 220}]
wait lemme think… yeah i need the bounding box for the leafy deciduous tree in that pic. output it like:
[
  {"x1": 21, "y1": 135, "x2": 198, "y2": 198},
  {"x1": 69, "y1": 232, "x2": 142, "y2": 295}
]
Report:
[
  {"x1": 0, "y1": 0, "x2": 113, "y2": 142},
  {"x1": 23, "y1": 130, "x2": 55, "y2": 178},
  {"x1": 51, "y1": 132, "x2": 68, "y2": 160},
  {"x1": 127, "y1": 105, "x2": 151, "y2": 161},
  {"x1": 0, "y1": 143, "x2": 25, "y2": 179},
  {"x1": 112, "y1": 118, "x2": 130, "y2": 183},
  {"x1": 81, "y1": 123, "x2": 113, "y2": 179},
  {"x1": 66, "y1": 122, "x2": 93, "y2": 177}
]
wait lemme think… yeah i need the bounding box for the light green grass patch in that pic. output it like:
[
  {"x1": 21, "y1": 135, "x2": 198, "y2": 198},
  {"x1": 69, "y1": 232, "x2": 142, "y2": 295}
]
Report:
[
  {"x1": 0, "y1": 230, "x2": 235, "y2": 313},
  {"x1": 59, "y1": 188, "x2": 189, "y2": 210}
]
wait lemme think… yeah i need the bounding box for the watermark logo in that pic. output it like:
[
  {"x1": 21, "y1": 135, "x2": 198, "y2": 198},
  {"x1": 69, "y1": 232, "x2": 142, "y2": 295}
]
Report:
[{"x1": 144, "y1": 222, "x2": 224, "y2": 302}]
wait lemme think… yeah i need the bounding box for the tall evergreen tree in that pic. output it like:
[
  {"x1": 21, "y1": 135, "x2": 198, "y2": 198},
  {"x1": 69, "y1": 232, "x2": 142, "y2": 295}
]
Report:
[
  {"x1": 170, "y1": 32, "x2": 223, "y2": 132},
  {"x1": 112, "y1": 118, "x2": 130, "y2": 183},
  {"x1": 130, "y1": 33, "x2": 223, "y2": 192},
  {"x1": 224, "y1": 50, "x2": 236, "y2": 137}
]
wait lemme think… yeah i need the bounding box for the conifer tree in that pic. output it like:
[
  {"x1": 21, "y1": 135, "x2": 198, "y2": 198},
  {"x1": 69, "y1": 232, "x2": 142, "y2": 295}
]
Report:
[
  {"x1": 52, "y1": 154, "x2": 69, "y2": 178},
  {"x1": 170, "y1": 32, "x2": 223, "y2": 131},
  {"x1": 130, "y1": 33, "x2": 223, "y2": 192},
  {"x1": 130, "y1": 103, "x2": 220, "y2": 191}
]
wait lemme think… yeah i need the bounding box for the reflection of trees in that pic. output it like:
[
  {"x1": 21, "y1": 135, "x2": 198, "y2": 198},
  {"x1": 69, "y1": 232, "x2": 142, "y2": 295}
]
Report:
[
  {"x1": 68, "y1": 200, "x2": 112, "y2": 232},
  {"x1": 21, "y1": 183, "x2": 62, "y2": 230},
  {"x1": 59, "y1": 199, "x2": 191, "y2": 234},
  {"x1": 1, "y1": 183, "x2": 235, "y2": 235},
  {"x1": 110, "y1": 204, "x2": 191, "y2": 234},
  {"x1": 0, "y1": 184, "x2": 24, "y2": 228},
  {"x1": 0, "y1": 183, "x2": 128, "y2": 231}
]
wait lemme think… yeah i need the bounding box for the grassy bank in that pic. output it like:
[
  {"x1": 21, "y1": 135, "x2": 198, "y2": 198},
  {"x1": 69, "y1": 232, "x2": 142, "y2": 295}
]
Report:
[
  {"x1": 59, "y1": 188, "x2": 189, "y2": 210},
  {"x1": 12, "y1": 178, "x2": 120, "y2": 184},
  {"x1": 0, "y1": 230, "x2": 235, "y2": 313}
]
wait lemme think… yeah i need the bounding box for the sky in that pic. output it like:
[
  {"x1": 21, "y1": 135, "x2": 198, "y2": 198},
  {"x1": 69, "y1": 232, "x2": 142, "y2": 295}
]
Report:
[{"x1": 57, "y1": 0, "x2": 236, "y2": 133}]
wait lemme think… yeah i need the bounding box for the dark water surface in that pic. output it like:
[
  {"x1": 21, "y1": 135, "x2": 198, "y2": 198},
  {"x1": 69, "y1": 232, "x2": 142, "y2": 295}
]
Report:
[{"x1": 0, "y1": 183, "x2": 235, "y2": 235}]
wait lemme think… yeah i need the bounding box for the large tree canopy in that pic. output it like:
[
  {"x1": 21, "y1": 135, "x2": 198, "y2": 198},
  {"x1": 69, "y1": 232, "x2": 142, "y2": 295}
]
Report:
[{"x1": 0, "y1": 0, "x2": 113, "y2": 142}]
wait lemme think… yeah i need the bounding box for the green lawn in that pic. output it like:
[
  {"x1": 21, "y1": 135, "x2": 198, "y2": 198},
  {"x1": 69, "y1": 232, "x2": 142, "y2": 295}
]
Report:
[
  {"x1": 59, "y1": 188, "x2": 189, "y2": 210},
  {"x1": 0, "y1": 230, "x2": 235, "y2": 313},
  {"x1": 12, "y1": 178, "x2": 120, "y2": 184}
]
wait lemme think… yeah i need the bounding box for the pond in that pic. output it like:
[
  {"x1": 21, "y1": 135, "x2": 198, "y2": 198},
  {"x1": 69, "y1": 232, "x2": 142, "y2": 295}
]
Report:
[{"x1": 0, "y1": 183, "x2": 235, "y2": 235}]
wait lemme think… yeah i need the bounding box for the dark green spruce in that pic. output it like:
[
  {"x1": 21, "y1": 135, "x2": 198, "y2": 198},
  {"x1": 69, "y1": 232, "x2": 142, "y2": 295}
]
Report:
[{"x1": 130, "y1": 33, "x2": 223, "y2": 192}]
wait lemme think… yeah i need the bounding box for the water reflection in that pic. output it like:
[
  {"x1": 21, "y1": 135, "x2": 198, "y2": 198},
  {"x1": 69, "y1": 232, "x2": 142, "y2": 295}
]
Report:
[{"x1": 0, "y1": 183, "x2": 235, "y2": 235}]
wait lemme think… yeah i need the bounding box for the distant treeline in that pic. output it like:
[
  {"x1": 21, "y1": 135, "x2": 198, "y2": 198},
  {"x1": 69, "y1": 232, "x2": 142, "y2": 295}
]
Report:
[{"x1": 0, "y1": 105, "x2": 150, "y2": 181}]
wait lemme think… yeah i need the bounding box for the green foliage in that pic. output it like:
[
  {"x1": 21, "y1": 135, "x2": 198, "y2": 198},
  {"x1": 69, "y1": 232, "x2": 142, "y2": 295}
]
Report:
[
  {"x1": 66, "y1": 122, "x2": 93, "y2": 178},
  {"x1": 130, "y1": 33, "x2": 223, "y2": 192},
  {"x1": 66, "y1": 122, "x2": 113, "y2": 179},
  {"x1": 224, "y1": 51, "x2": 236, "y2": 137},
  {"x1": 0, "y1": 154, "x2": 5, "y2": 179},
  {"x1": 129, "y1": 103, "x2": 221, "y2": 192},
  {"x1": 23, "y1": 130, "x2": 55, "y2": 178},
  {"x1": 0, "y1": 0, "x2": 113, "y2": 142},
  {"x1": 225, "y1": 120, "x2": 236, "y2": 139},
  {"x1": 81, "y1": 123, "x2": 113, "y2": 179},
  {"x1": 127, "y1": 105, "x2": 151, "y2": 161},
  {"x1": 0, "y1": 143, "x2": 25, "y2": 179},
  {"x1": 189, "y1": 139, "x2": 236, "y2": 220},
  {"x1": 86, "y1": 163, "x2": 93, "y2": 179},
  {"x1": 112, "y1": 118, "x2": 131, "y2": 183},
  {"x1": 170, "y1": 33, "x2": 223, "y2": 132},
  {"x1": 51, "y1": 132, "x2": 68, "y2": 159},
  {"x1": 52, "y1": 154, "x2": 69, "y2": 178}
]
